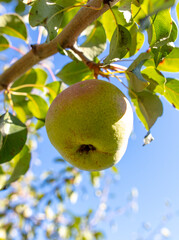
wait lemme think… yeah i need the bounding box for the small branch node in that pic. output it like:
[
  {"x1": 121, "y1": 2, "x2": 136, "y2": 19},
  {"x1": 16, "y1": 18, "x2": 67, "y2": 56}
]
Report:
[{"x1": 30, "y1": 44, "x2": 38, "y2": 55}]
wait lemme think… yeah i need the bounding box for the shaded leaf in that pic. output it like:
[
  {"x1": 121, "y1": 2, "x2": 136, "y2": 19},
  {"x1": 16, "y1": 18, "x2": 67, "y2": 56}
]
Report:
[
  {"x1": 15, "y1": 0, "x2": 26, "y2": 13},
  {"x1": 131, "y1": 91, "x2": 163, "y2": 130},
  {"x1": 117, "y1": 0, "x2": 132, "y2": 10},
  {"x1": 79, "y1": 21, "x2": 106, "y2": 61},
  {"x1": 29, "y1": 0, "x2": 64, "y2": 41},
  {"x1": 164, "y1": 78, "x2": 179, "y2": 109},
  {"x1": 56, "y1": 61, "x2": 93, "y2": 85},
  {"x1": 1, "y1": 145, "x2": 31, "y2": 190},
  {"x1": 151, "y1": 43, "x2": 174, "y2": 67},
  {"x1": 104, "y1": 25, "x2": 131, "y2": 63},
  {"x1": 139, "y1": 16, "x2": 151, "y2": 31},
  {"x1": 27, "y1": 94, "x2": 48, "y2": 120},
  {"x1": 0, "y1": 34, "x2": 9, "y2": 51},
  {"x1": 0, "y1": 112, "x2": 27, "y2": 164},
  {"x1": 0, "y1": 14, "x2": 27, "y2": 40},
  {"x1": 126, "y1": 53, "x2": 151, "y2": 92}
]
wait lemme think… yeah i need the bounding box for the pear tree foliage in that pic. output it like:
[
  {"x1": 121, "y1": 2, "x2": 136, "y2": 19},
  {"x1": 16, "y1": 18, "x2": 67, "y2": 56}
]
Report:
[
  {"x1": 0, "y1": 0, "x2": 178, "y2": 189},
  {"x1": 0, "y1": 0, "x2": 179, "y2": 238}
]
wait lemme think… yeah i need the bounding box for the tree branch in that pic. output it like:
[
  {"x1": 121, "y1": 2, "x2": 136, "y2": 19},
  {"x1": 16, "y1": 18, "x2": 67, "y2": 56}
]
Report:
[{"x1": 0, "y1": 0, "x2": 119, "y2": 91}]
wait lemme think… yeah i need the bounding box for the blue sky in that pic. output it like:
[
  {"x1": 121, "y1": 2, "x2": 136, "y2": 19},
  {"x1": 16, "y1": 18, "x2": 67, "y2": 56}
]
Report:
[{"x1": 0, "y1": 1, "x2": 179, "y2": 239}]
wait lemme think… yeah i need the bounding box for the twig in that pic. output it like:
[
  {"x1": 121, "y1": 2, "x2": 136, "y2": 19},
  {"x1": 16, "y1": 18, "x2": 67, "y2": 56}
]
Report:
[{"x1": 0, "y1": 0, "x2": 120, "y2": 91}]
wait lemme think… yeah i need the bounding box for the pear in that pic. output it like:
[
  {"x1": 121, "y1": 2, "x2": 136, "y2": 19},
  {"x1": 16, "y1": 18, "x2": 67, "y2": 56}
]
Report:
[{"x1": 45, "y1": 79, "x2": 133, "y2": 171}]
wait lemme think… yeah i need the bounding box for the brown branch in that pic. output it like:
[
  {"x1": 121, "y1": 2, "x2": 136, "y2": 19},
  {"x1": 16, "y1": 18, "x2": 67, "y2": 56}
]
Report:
[{"x1": 0, "y1": 0, "x2": 120, "y2": 91}]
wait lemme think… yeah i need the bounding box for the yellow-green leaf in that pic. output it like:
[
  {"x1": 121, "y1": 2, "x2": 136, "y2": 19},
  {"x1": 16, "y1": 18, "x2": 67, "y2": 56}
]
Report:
[{"x1": 0, "y1": 14, "x2": 27, "y2": 40}]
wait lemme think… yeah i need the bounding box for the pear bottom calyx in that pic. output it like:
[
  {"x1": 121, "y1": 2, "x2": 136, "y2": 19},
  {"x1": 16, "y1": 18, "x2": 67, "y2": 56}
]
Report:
[{"x1": 45, "y1": 79, "x2": 133, "y2": 171}]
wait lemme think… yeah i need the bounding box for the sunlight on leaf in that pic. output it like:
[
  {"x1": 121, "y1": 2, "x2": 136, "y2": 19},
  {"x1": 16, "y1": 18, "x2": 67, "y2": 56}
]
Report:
[{"x1": 0, "y1": 13, "x2": 27, "y2": 40}]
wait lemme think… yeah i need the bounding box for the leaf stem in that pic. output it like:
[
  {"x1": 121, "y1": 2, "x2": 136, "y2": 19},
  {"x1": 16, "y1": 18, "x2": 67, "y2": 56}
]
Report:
[
  {"x1": 10, "y1": 84, "x2": 46, "y2": 91},
  {"x1": 108, "y1": 3, "x2": 118, "y2": 26},
  {"x1": 4, "y1": 88, "x2": 15, "y2": 114},
  {"x1": 10, "y1": 84, "x2": 57, "y2": 97}
]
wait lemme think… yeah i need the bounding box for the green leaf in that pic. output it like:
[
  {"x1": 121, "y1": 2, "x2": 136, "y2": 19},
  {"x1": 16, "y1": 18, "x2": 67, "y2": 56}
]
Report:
[
  {"x1": 59, "y1": 6, "x2": 78, "y2": 29},
  {"x1": 0, "y1": 112, "x2": 27, "y2": 164},
  {"x1": 12, "y1": 68, "x2": 47, "y2": 89},
  {"x1": 0, "y1": 166, "x2": 4, "y2": 174},
  {"x1": 27, "y1": 94, "x2": 48, "y2": 120},
  {"x1": 126, "y1": 53, "x2": 151, "y2": 92},
  {"x1": 15, "y1": 0, "x2": 26, "y2": 13},
  {"x1": 148, "y1": 9, "x2": 172, "y2": 47},
  {"x1": 125, "y1": 23, "x2": 144, "y2": 57},
  {"x1": 79, "y1": 21, "x2": 106, "y2": 61},
  {"x1": 177, "y1": 2, "x2": 179, "y2": 24},
  {"x1": 45, "y1": 81, "x2": 61, "y2": 103},
  {"x1": 101, "y1": 6, "x2": 131, "y2": 41},
  {"x1": 151, "y1": 44, "x2": 174, "y2": 67},
  {"x1": 56, "y1": 61, "x2": 93, "y2": 85},
  {"x1": 29, "y1": 0, "x2": 64, "y2": 41},
  {"x1": 131, "y1": 91, "x2": 163, "y2": 130},
  {"x1": 0, "y1": 34, "x2": 9, "y2": 51},
  {"x1": 132, "y1": 0, "x2": 175, "y2": 26},
  {"x1": 142, "y1": 67, "x2": 166, "y2": 94},
  {"x1": 147, "y1": 0, "x2": 175, "y2": 15},
  {"x1": 13, "y1": 104, "x2": 28, "y2": 123},
  {"x1": 139, "y1": 16, "x2": 151, "y2": 31},
  {"x1": 164, "y1": 78, "x2": 179, "y2": 109},
  {"x1": 55, "y1": 0, "x2": 78, "y2": 8},
  {"x1": 0, "y1": 14, "x2": 27, "y2": 40},
  {"x1": 11, "y1": 68, "x2": 48, "y2": 104},
  {"x1": 104, "y1": 25, "x2": 131, "y2": 63},
  {"x1": 0, "y1": 132, "x2": 3, "y2": 149},
  {"x1": 1, "y1": 145, "x2": 31, "y2": 190},
  {"x1": 157, "y1": 47, "x2": 179, "y2": 72},
  {"x1": 168, "y1": 21, "x2": 178, "y2": 43},
  {"x1": 118, "y1": 0, "x2": 132, "y2": 10},
  {"x1": 100, "y1": 9, "x2": 115, "y2": 41}
]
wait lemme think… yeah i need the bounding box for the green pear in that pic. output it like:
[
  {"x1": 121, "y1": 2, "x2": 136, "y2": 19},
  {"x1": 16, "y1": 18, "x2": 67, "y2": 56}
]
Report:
[{"x1": 45, "y1": 79, "x2": 133, "y2": 171}]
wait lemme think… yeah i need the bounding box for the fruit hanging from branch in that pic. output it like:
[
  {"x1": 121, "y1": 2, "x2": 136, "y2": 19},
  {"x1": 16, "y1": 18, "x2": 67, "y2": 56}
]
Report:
[{"x1": 45, "y1": 79, "x2": 133, "y2": 171}]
